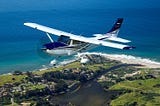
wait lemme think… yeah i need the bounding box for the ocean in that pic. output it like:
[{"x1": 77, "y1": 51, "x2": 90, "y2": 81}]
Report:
[{"x1": 0, "y1": 8, "x2": 160, "y2": 74}]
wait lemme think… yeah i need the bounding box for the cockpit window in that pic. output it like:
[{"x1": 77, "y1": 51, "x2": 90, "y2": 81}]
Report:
[
  {"x1": 58, "y1": 35, "x2": 70, "y2": 44},
  {"x1": 72, "y1": 40, "x2": 84, "y2": 45}
]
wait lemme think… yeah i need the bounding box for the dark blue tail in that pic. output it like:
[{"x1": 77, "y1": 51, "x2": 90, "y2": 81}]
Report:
[{"x1": 107, "y1": 18, "x2": 123, "y2": 33}]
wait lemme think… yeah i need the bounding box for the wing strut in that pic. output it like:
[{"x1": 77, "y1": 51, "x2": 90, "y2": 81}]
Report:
[{"x1": 46, "y1": 33, "x2": 54, "y2": 42}]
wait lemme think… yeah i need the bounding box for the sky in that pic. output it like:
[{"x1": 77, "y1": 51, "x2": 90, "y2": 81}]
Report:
[{"x1": 0, "y1": 0, "x2": 160, "y2": 12}]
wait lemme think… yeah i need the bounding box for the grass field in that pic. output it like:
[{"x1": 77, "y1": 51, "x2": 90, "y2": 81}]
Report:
[
  {"x1": 33, "y1": 61, "x2": 81, "y2": 75},
  {"x1": 110, "y1": 78, "x2": 160, "y2": 106},
  {"x1": 0, "y1": 61, "x2": 115, "y2": 86},
  {"x1": 0, "y1": 75, "x2": 26, "y2": 86},
  {"x1": 110, "y1": 78, "x2": 160, "y2": 93},
  {"x1": 110, "y1": 92, "x2": 160, "y2": 106},
  {"x1": 34, "y1": 61, "x2": 115, "y2": 75}
]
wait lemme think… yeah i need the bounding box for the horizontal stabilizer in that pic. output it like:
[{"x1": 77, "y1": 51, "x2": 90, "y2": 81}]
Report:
[{"x1": 107, "y1": 37, "x2": 131, "y2": 43}]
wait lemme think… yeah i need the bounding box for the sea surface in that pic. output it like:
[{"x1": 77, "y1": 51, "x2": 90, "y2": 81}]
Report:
[{"x1": 0, "y1": 8, "x2": 160, "y2": 74}]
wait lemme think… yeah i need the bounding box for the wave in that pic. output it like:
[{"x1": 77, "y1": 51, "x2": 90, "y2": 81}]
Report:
[
  {"x1": 59, "y1": 58, "x2": 78, "y2": 66},
  {"x1": 41, "y1": 52, "x2": 160, "y2": 72},
  {"x1": 77, "y1": 52, "x2": 160, "y2": 68},
  {"x1": 49, "y1": 57, "x2": 78, "y2": 67}
]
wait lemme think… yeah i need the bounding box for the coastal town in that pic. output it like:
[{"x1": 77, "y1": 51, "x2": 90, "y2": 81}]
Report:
[
  {"x1": 0, "y1": 54, "x2": 160, "y2": 106},
  {"x1": 0, "y1": 54, "x2": 114, "y2": 105}
]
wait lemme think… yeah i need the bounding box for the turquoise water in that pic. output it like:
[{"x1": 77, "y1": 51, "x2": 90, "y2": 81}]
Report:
[{"x1": 0, "y1": 8, "x2": 160, "y2": 74}]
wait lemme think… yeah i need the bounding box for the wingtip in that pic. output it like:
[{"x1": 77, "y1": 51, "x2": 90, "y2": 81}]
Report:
[
  {"x1": 24, "y1": 22, "x2": 31, "y2": 26},
  {"x1": 23, "y1": 22, "x2": 38, "y2": 29},
  {"x1": 24, "y1": 22, "x2": 33, "y2": 25}
]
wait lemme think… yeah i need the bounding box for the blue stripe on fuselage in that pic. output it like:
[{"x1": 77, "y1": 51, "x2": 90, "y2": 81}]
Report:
[{"x1": 43, "y1": 42, "x2": 67, "y2": 50}]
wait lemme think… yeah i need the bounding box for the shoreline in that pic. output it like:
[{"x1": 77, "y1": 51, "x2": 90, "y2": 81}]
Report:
[
  {"x1": 1, "y1": 52, "x2": 160, "y2": 76},
  {"x1": 0, "y1": 58, "x2": 78, "y2": 76},
  {"x1": 1, "y1": 52, "x2": 160, "y2": 105},
  {"x1": 105, "y1": 54, "x2": 160, "y2": 68},
  {"x1": 78, "y1": 52, "x2": 160, "y2": 69}
]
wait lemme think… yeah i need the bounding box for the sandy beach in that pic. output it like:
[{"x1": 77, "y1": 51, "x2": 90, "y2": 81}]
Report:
[{"x1": 79, "y1": 52, "x2": 160, "y2": 68}]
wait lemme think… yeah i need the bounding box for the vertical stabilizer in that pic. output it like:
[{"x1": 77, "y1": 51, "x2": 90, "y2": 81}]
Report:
[{"x1": 107, "y1": 18, "x2": 123, "y2": 37}]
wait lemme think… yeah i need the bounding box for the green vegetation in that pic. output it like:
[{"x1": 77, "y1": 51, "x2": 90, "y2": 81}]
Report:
[
  {"x1": 110, "y1": 92, "x2": 160, "y2": 106},
  {"x1": 98, "y1": 66, "x2": 138, "y2": 89},
  {"x1": 0, "y1": 55, "x2": 115, "y2": 105},
  {"x1": 34, "y1": 60, "x2": 116, "y2": 75},
  {"x1": 1, "y1": 54, "x2": 159, "y2": 106},
  {"x1": 87, "y1": 63, "x2": 113, "y2": 71},
  {"x1": 96, "y1": 64, "x2": 160, "y2": 106},
  {"x1": 34, "y1": 61, "x2": 81, "y2": 75},
  {"x1": 0, "y1": 96, "x2": 11, "y2": 105},
  {"x1": 110, "y1": 78, "x2": 160, "y2": 93},
  {"x1": 0, "y1": 58, "x2": 116, "y2": 86},
  {"x1": 0, "y1": 60, "x2": 112, "y2": 86},
  {"x1": 109, "y1": 77, "x2": 160, "y2": 106},
  {"x1": 0, "y1": 75, "x2": 26, "y2": 86},
  {"x1": 31, "y1": 84, "x2": 46, "y2": 91}
]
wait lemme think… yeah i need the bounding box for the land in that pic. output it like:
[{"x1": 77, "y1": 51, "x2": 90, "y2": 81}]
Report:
[
  {"x1": 0, "y1": 53, "x2": 160, "y2": 106},
  {"x1": 98, "y1": 66, "x2": 160, "y2": 106}
]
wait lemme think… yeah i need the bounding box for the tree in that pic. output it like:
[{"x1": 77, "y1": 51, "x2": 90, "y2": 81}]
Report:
[
  {"x1": 26, "y1": 71, "x2": 34, "y2": 77},
  {"x1": 55, "y1": 80, "x2": 68, "y2": 92},
  {"x1": 36, "y1": 98, "x2": 51, "y2": 106}
]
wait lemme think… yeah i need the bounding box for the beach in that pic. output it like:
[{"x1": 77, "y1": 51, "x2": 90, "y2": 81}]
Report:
[
  {"x1": 0, "y1": 52, "x2": 160, "y2": 105},
  {"x1": 106, "y1": 54, "x2": 160, "y2": 68},
  {"x1": 78, "y1": 52, "x2": 160, "y2": 68}
]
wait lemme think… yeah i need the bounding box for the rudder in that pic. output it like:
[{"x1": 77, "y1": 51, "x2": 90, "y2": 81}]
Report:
[{"x1": 107, "y1": 18, "x2": 123, "y2": 35}]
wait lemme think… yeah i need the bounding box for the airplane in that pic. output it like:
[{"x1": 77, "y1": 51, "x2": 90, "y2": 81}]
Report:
[{"x1": 24, "y1": 18, "x2": 135, "y2": 56}]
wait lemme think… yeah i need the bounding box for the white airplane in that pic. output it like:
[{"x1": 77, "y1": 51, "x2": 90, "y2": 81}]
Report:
[{"x1": 24, "y1": 18, "x2": 135, "y2": 56}]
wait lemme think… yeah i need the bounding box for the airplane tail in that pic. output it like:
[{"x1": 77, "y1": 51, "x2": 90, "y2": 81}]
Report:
[
  {"x1": 107, "y1": 18, "x2": 123, "y2": 37},
  {"x1": 95, "y1": 18, "x2": 123, "y2": 40},
  {"x1": 94, "y1": 18, "x2": 130, "y2": 43}
]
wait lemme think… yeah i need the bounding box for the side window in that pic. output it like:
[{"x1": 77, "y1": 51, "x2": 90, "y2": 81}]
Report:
[{"x1": 72, "y1": 40, "x2": 85, "y2": 45}]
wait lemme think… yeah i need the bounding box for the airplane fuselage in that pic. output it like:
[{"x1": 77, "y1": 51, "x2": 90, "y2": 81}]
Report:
[
  {"x1": 45, "y1": 46, "x2": 77, "y2": 56},
  {"x1": 43, "y1": 41, "x2": 96, "y2": 56}
]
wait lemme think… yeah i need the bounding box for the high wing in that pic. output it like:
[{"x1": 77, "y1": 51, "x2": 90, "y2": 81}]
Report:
[
  {"x1": 24, "y1": 22, "x2": 135, "y2": 50},
  {"x1": 24, "y1": 23, "x2": 76, "y2": 37}
]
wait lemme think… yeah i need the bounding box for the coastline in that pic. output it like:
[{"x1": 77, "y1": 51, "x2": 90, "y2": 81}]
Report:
[
  {"x1": 105, "y1": 54, "x2": 160, "y2": 68},
  {"x1": 1, "y1": 52, "x2": 160, "y2": 76},
  {"x1": 78, "y1": 52, "x2": 160, "y2": 69},
  {"x1": 0, "y1": 52, "x2": 160, "y2": 105}
]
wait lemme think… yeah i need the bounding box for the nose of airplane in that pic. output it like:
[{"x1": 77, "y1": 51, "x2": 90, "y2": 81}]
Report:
[{"x1": 45, "y1": 49, "x2": 54, "y2": 55}]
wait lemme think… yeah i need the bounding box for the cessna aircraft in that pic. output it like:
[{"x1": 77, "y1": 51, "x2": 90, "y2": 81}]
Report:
[{"x1": 24, "y1": 18, "x2": 135, "y2": 56}]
